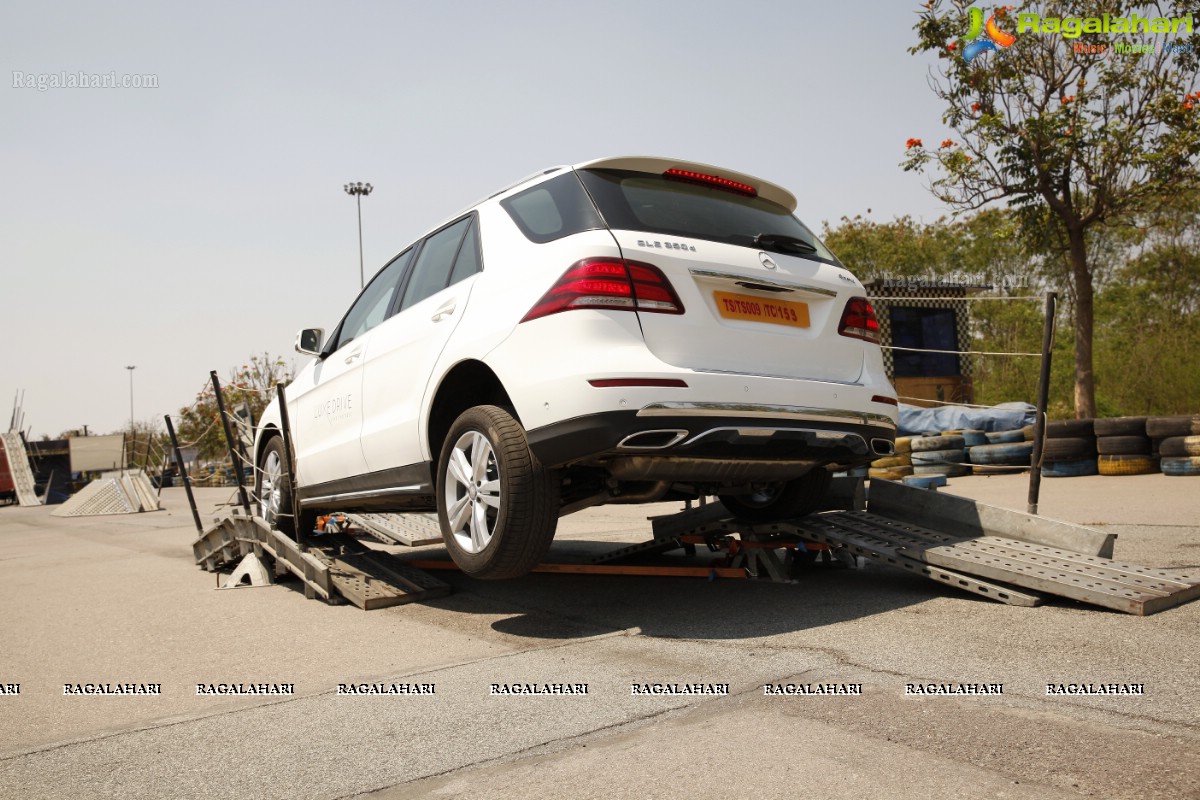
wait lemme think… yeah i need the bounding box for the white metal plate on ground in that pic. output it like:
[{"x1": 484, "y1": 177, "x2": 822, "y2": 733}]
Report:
[
  {"x1": 1, "y1": 432, "x2": 41, "y2": 507},
  {"x1": 347, "y1": 513, "x2": 443, "y2": 547},
  {"x1": 51, "y1": 474, "x2": 160, "y2": 517},
  {"x1": 819, "y1": 512, "x2": 1200, "y2": 615}
]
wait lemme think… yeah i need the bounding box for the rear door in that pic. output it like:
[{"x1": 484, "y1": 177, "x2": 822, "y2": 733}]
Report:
[
  {"x1": 359, "y1": 215, "x2": 481, "y2": 472},
  {"x1": 577, "y1": 167, "x2": 866, "y2": 383}
]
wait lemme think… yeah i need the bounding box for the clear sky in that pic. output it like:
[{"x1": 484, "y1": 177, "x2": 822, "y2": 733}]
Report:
[{"x1": 2, "y1": 0, "x2": 951, "y2": 439}]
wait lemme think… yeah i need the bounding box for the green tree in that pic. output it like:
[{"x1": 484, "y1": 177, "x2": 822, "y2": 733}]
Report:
[
  {"x1": 904, "y1": 1, "x2": 1200, "y2": 417},
  {"x1": 176, "y1": 354, "x2": 291, "y2": 462}
]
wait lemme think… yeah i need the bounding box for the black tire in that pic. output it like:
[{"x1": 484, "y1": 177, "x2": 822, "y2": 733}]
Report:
[
  {"x1": 969, "y1": 441, "x2": 1033, "y2": 465},
  {"x1": 255, "y1": 436, "x2": 316, "y2": 538},
  {"x1": 1047, "y1": 418, "x2": 1095, "y2": 438},
  {"x1": 436, "y1": 405, "x2": 558, "y2": 580},
  {"x1": 1159, "y1": 436, "x2": 1200, "y2": 457},
  {"x1": 1042, "y1": 458, "x2": 1098, "y2": 478},
  {"x1": 1096, "y1": 435, "x2": 1151, "y2": 456},
  {"x1": 718, "y1": 468, "x2": 832, "y2": 523},
  {"x1": 1146, "y1": 415, "x2": 1200, "y2": 438},
  {"x1": 1093, "y1": 416, "x2": 1147, "y2": 437},
  {"x1": 985, "y1": 430, "x2": 1025, "y2": 444},
  {"x1": 910, "y1": 448, "x2": 967, "y2": 465},
  {"x1": 1041, "y1": 437, "x2": 1095, "y2": 461}
]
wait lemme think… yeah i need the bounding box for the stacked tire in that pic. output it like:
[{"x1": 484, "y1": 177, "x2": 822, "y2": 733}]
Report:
[
  {"x1": 869, "y1": 436, "x2": 913, "y2": 481},
  {"x1": 1041, "y1": 418, "x2": 1097, "y2": 478},
  {"x1": 1094, "y1": 416, "x2": 1157, "y2": 476},
  {"x1": 909, "y1": 434, "x2": 969, "y2": 478},
  {"x1": 968, "y1": 428, "x2": 1033, "y2": 473},
  {"x1": 1148, "y1": 415, "x2": 1200, "y2": 477}
]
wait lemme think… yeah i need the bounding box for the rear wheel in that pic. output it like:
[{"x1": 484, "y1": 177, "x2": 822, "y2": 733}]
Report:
[
  {"x1": 718, "y1": 468, "x2": 831, "y2": 522},
  {"x1": 436, "y1": 406, "x2": 558, "y2": 579}
]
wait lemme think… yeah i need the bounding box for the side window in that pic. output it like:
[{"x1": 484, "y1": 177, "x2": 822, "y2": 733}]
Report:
[
  {"x1": 333, "y1": 248, "x2": 413, "y2": 351},
  {"x1": 499, "y1": 172, "x2": 603, "y2": 244},
  {"x1": 447, "y1": 219, "x2": 481, "y2": 286},
  {"x1": 400, "y1": 217, "x2": 470, "y2": 311}
]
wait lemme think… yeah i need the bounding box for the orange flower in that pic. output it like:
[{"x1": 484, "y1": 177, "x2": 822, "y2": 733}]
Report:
[
  {"x1": 905, "y1": 138, "x2": 924, "y2": 149},
  {"x1": 1061, "y1": 95, "x2": 1075, "y2": 104},
  {"x1": 940, "y1": 139, "x2": 956, "y2": 148},
  {"x1": 971, "y1": 102, "x2": 981, "y2": 112},
  {"x1": 1186, "y1": 101, "x2": 1196, "y2": 111},
  {"x1": 948, "y1": 42, "x2": 958, "y2": 52}
]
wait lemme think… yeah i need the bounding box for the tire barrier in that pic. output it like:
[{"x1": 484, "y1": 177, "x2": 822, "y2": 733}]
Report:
[{"x1": 985, "y1": 430, "x2": 1025, "y2": 444}]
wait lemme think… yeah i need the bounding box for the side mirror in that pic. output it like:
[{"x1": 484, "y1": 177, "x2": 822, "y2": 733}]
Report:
[{"x1": 295, "y1": 328, "x2": 325, "y2": 356}]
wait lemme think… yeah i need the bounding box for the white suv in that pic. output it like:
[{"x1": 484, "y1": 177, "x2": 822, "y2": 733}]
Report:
[{"x1": 254, "y1": 156, "x2": 897, "y2": 578}]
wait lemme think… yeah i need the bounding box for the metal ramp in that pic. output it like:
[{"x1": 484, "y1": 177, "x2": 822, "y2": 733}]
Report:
[
  {"x1": 193, "y1": 510, "x2": 451, "y2": 609},
  {"x1": 596, "y1": 481, "x2": 1199, "y2": 616},
  {"x1": 1, "y1": 432, "x2": 41, "y2": 507},
  {"x1": 347, "y1": 512, "x2": 443, "y2": 547},
  {"x1": 51, "y1": 473, "x2": 160, "y2": 517}
]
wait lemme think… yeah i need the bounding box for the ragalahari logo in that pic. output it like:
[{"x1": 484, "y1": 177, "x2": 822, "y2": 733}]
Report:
[{"x1": 956, "y1": 6, "x2": 1017, "y2": 63}]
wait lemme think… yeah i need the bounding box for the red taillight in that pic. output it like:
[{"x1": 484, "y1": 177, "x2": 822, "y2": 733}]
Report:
[
  {"x1": 663, "y1": 168, "x2": 758, "y2": 197},
  {"x1": 521, "y1": 259, "x2": 685, "y2": 322},
  {"x1": 838, "y1": 297, "x2": 881, "y2": 345},
  {"x1": 872, "y1": 394, "x2": 898, "y2": 406}
]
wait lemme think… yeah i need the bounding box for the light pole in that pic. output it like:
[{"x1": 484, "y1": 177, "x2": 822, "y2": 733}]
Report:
[
  {"x1": 125, "y1": 366, "x2": 136, "y2": 469},
  {"x1": 344, "y1": 181, "x2": 373, "y2": 289}
]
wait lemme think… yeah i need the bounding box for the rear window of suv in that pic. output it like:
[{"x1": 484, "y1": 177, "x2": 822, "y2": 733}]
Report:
[{"x1": 576, "y1": 168, "x2": 841, "y2": 266}]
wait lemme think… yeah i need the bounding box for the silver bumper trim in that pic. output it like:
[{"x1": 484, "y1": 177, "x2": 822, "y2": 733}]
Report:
[{"x1": 636, "y1": 402, "x2": 897, "y2": 431}]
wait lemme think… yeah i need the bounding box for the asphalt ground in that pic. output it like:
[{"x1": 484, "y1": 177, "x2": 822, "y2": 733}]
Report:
[{"x1": 0, "y1": 473, "x2": 1197, "y2": 799}]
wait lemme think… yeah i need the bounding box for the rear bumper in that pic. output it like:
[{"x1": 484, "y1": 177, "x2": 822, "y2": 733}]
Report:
[{"x1": 527, "y1": 402, "x2": 895, "y2": 480}]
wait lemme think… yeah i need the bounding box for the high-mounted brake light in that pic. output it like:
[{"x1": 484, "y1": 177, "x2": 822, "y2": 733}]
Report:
[
  {"x1": 663, "y1": 168, "x2": 757, "y2": 198},
  {"x1": 838, "y1": 297, "x2": 881, "y2": 345},
  {"x1": 521, "y1": 259, "x2": 685, "y2": 322}
]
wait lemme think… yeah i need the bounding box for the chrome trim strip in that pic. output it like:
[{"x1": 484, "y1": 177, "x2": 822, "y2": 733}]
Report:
[
  {"x1": 682, "y1": 426, "x2": 869, "y2": 449},
  {"x1": 688, "y1": 268, "x2": 839, "y2": 298},
  {"x1": 693, "y1": 368, "x2": 861, "y2": 385},
  {"x1": 300, "y1": 485, "x2": 427, "y2": 505},
  {"x1": 617, "y1": 429, "x2": 690, "y2": 450},
  {"x1": 636, "y1": 402, "x2": 897, "y2": 430}
]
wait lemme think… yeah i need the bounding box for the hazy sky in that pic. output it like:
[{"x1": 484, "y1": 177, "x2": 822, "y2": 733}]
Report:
[{"x1": 3, "y1": 0, "x2": 952, "y2": 439}]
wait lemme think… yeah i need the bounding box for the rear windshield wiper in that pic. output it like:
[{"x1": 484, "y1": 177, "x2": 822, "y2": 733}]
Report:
[{"x1": 752, "y1": 233, "x2": 818, "y2": 255}]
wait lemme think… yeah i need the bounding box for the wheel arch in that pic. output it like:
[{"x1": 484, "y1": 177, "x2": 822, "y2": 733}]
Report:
[{"x1": 426, "y1": 360, "x2": 516, "y2": 462}]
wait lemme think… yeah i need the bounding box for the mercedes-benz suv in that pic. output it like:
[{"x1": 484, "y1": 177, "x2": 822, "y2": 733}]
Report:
[{"x1": 254, "y1": 156, "x2": 897, "y2": 579}]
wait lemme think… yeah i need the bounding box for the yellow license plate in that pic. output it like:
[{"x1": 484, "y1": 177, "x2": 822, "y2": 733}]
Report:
[{"x1": 714, "y1": 291, "x2": 810, "y2": 328}]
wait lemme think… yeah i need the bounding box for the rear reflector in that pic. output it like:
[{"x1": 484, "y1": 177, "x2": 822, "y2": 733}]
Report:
[
  {"x1": 872, "y1": 394, "x2": 899, "y2": 406},
  {"x1": 838, "y1": 297, "x2": 881, "y2": 345},
  {"x1": 663, "y1": 168, "x2": 757, "y2": 198},
  {"x1": 588, "y1": 378, "x2": 689, "y2": 388},
  {"x1": 522, "y1": 259, "x2": 684, "y2": 322}
]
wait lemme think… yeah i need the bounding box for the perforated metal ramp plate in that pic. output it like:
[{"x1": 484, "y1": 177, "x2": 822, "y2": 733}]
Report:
[
  {"x1": 815, "y1": 512, "x2": 1200, "y2": 615},
  {"x1": 309, "y1": 532, "x2": 450, "y2": 609},
  {"x1": 1, "y1": 432, "x2": 41, "y2": 507},
  {"x1": 51, "y1": 478, "x2": 137, "y2": 517},
  {"x1": 347, "y1": 513, "x2": 443, "y2": 547}
]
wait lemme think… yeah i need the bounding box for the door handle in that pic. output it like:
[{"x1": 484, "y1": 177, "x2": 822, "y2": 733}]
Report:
[
  {"x1": 432, "y1": 300, "x2": 457, "y2": 322},
  {"x1": 344, "y1": 348, "x2": 362, "y2": 364}
]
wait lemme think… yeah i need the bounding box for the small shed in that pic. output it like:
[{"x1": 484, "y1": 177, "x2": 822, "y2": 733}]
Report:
[{"x1": 865, "y1": 278, "x2": 988, "y2": 407}]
